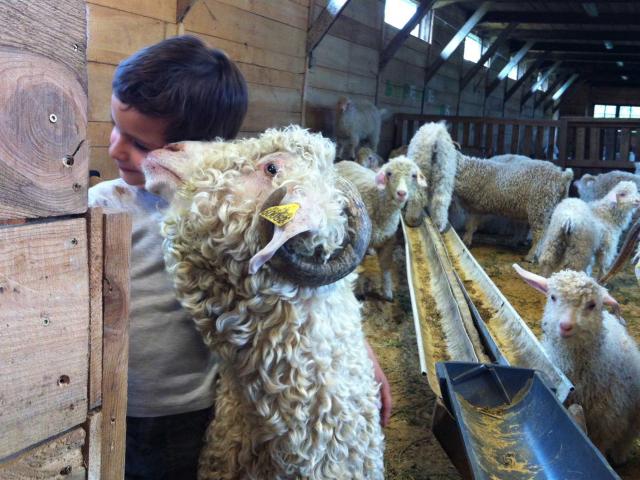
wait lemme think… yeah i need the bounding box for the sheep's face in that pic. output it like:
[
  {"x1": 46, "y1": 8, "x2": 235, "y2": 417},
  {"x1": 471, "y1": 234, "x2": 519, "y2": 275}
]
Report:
[
  {"x1": 356, "y1": 147, "x2": 382, "y2": 170},
  {"x1": 375, "y1": 156, "x2": 426, "y2": 207},
  {"x1": 574, "y1": 174, "x2": 596, "y2": 201},
  {"x1": 143, "y1": 126, "x2": 371, "y2": 290},
  {"x1": 603, "y1": 180, "x2": 640, "y2": 211},
  {"x1": 513, "y1": 265, "x2": 620, "y2": 342}
]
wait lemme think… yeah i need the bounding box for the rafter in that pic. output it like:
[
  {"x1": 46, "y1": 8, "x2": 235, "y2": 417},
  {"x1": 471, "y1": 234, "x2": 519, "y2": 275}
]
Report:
[
  {"x1": 534, "y1": 72, "x2": 572, "y2": 110},
  {"x1": 379, "y1": 0, "x2": 437, "y2": 70},
  {"x1": 424, "y1": 2, "x2": 491, "y2": 86},
  {"x1": 480, "y1": 12, "x2": 640, "y2": 25},
  {"x1": 478, "y1": 29, "x2": 640, "y2": 42},
  {"x1": 485, "y1": 40, "x2": 533, "y2": 97},
  {"x1": 459, "y1": 22, "x2": 518, "y2": 90},
  {"x1": 307, "y1": 0, "x2": 353, "y2": 55},
  {"x1": 504, "y1": 57, "x2": 544, "y2": 102},
  {"x1": 544, "y1": 74, "x2": 580, "y2": 112}
]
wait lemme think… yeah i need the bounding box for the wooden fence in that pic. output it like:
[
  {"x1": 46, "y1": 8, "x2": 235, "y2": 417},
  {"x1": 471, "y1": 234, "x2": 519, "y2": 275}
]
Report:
[{"x1": 393, "y1": 114, "x2": 639, "y2": 172}]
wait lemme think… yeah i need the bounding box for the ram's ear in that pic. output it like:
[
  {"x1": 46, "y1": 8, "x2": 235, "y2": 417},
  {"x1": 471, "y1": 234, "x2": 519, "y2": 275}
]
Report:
[{"x1": 143, "y1": 143, "x2": 192, "y2": 202}]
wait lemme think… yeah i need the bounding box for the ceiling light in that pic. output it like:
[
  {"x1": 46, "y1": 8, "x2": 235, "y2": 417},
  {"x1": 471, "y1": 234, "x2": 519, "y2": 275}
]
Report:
[
  {"x1": 604, "y1": 41, "x2": 614, "y2": 50},
  {"x1": 617, "y1": 61, "x2": 625, "y2": 67},
  {"x1": 582, "y1": 2, "x2": 599, "y2": 17},
  {"x1": 622, "y1": 75, "x2": 629, "y2": 81}
]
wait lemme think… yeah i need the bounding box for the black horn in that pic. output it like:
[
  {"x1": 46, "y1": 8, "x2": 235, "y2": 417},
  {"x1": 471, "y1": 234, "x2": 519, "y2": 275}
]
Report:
[
  {"x1": 599, "y1": 218, "x2": 640, "y2": 284},
  {"x1": 257, "y1": 179, "x2": 371, "y2": 287}
]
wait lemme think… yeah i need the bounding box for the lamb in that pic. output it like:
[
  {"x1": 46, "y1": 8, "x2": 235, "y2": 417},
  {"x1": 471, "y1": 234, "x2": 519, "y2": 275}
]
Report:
[
  {"x1": 513, "y1": 264, "x2": 640, "y2": 465},
  {"x1": 142, "y1": 126, "x2": 384, "y2": 479},
  {"x1": 538, "y1": 181, "x2": 640, "y2": 277},
  {"x1": 335, "y1": 97, "x2": 383, "y2": 161},
  {"x1": 453, "y1": 154, "x2": 573, "y2": 262},
  {"x1": 356, "y1": 146, "x2": 383, "y2": 170},
  {"x1": 574, "y1": 170, "x2": 640, "y2": 201},
  {"x1": 335, "y1": 156, "x2": 426, "y2": 301},
  {"x1": 405, "y1": 122, "x2": 458, "y2": 232}
]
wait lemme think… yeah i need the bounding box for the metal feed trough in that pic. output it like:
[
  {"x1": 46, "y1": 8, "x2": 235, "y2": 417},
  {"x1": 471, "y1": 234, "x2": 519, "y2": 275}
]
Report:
[{"x1": 401, "y1": 217, "x2": 620, "y2": 479}]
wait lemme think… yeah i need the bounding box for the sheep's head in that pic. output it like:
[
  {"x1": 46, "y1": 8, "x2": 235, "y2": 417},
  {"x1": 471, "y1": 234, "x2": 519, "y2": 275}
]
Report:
[
  {"x1": 602, "y1": 180, "x2": 640, "y2": 212},
  {"x1": 143, "y1": 126, "x2": 371, "y2": 290},
  {"x1": 356, "y1": 147, "x2": 382, "y2": 170},
  {"x1": 573, "y1": 173, "x2": 596, "y2": 201},
  {"x1": 513, "y1": 264, "x2": 621, "y2": 342},
  {"x1": 374, "y1": 156, "x2": 426, "y2": 208}
]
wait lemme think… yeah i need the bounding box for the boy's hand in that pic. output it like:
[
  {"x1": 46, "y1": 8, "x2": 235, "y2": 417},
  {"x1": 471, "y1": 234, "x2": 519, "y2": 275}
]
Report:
[{"x1": 365, "y1": 340, "x2": 392, "y2": 427}]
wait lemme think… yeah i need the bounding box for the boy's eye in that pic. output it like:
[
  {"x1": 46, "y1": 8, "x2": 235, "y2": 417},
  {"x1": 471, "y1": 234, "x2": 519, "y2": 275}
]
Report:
[
  {"x1": 133, "y1": 141, "x2": 150, "y2": 153},
  {"x1": 265, "y1": 163, "x2": 278, "y2": 176}
]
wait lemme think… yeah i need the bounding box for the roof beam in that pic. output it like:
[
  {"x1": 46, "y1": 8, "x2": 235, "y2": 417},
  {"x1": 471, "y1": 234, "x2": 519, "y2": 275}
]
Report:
[
  {"x1": 534, "y1": 72, "x2": 572, "y2": 110},
  {"x1": 481, "y1": 12, "x2": 640, "y2": 25},
  {"x1": 379, "y1": 0, "x2": 437, "y2": 70},
  {"x1": 544, "y1": 73, "x2": 580, "y2": 112},
  {"x1": 520, "y1": 61, "x2": 561, "y2": 108},
  {"x1": 527, "y1": 42, "x2": 640, "y2": 54},
  {"x1": 424, "y1": 1, "x2": 491, "y2": 86},
  {"x1": 504, "y1": 57, "x2": 544, "y2": 102},
  {"x1": 530, "y1": 53, "x2": 640, "y2": 63},
  {"x1": 485, "y1": 39, "x2": 534, "y2": 96},
  {"x1": 459, "y1": 22, "x2": 518, "y2": 90},
  {"x1": 307, "y1": 0, "x2": 353, "y2": 56},
  {"x1": 478, "y1": 29, "x2": 640, "y2": 42}
]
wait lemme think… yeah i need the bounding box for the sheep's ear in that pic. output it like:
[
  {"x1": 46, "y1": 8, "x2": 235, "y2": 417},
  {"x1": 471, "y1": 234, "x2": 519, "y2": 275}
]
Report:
[
  {"x1": 603, "y1": 291, "x2": 626, "y2": 325},
  {"x1": 416, "y1": 170, "x2": 427, "y2": 188},
  {"x1": 512, "y1": 263, "x2": 548, "y2": 294},
  {"x1": 604, "y1": 188, "x2": 618, "y2": 205},
  {"x1": 375, "y1": 167, "x2": 387, "y2": 189},
  {"x1": 142, "y1": 146, "x2": 190, "y2": 203}
]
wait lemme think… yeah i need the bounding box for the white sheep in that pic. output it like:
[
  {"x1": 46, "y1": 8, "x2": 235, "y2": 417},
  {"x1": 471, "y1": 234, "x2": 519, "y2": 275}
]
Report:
[
  {"x1": 335, "y1": 156, "x2": 426, "y2": 301},
  {"x1": 142, "y1": 126, "x2": 384, "y2": 479},
  {"x1": 335, "y1": 97, "x2": 383, "y2": 161},
  {"x1": 454, "y1": 154, "x2": 573, "y2": 262},
  {"x1": 355, "y1": 146, "x2": 383, "y2": 170},
  {"x1": 539, "y1": 181, "x2": 640, "y2": 277},
  {"x1": 406, "y1": 122, "x2": 458, "y2": 232},
  {"x1": 574, "y1": 170, "x2": 640, "y2": 202},
  {"x1": 513, "y1": 264, "x2": 640, "y2": 465}
]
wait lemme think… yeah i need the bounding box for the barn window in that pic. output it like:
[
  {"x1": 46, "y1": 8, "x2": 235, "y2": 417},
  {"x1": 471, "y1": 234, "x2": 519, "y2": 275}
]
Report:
[
  {"x1": 535, "y1": 72, "x2": 548, "y2": 91},
  {"x1": 619, "y1": 106, "x2": 640, "y2": 118},
  {"x1": 507, "y1": 64, "x2": 519, "y2": 80},
  {"x1": 384, "y1": 0, "x2": 433, "y2": 42},
  {"x1": 594, "y1": 104, "x2": 619, "y2": 118},
  {"x1": 463, "y1": 33, "x2": 489, "y2": 67}
]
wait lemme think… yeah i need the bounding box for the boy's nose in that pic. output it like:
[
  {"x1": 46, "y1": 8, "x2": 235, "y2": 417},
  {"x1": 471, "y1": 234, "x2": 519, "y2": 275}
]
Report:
[{"x1": 108, "y1": 130, "x2": 128, "y2": 162}]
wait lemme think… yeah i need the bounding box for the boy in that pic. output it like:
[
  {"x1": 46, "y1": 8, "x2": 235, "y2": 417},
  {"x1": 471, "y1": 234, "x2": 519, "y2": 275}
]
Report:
[{"x1": 89, "y1": 35, "x2": 390, "y2": 480}]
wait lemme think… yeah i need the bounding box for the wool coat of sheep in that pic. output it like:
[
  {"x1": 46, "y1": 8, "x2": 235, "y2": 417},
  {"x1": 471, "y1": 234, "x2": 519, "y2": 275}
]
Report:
[
  {"x1": 574, "y1": 170, "x2": 640, "y2": 202},
  {"x1": 142, "y1": 126, "x2": 384, "y2": 480}
]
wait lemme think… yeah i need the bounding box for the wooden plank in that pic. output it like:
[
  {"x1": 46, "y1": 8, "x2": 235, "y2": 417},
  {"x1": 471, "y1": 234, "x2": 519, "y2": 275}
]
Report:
[
  {"x1": 321, "y1": 13, "x2": 380, "y2": 51},
  {"x1": 88, "y1": 122, "x2": 113, "y2": 148},
  {"x1": 497, "y1": 124, "x2": 506, "y2": 155},
  {"x1": 307, "y1": 0, "x2": 353, "y2": 54},
  {"x1": 485, "y1": 123, "x2": 494, "y2": 156},
  {"x1": 216, "y1": 0, "x2": 308, "y2": 30},
  {"x1": 190, "y1": 31, "x2": 305, "y2": 74},
  {"x1": 620, "y1": 128, "x2": 631, "y2": 162},
  {"x1": 511, "y1": 124, "x2": 520, "y2": 153},
  {"x1": 185, "y1": 0, "x2": 306, "y2": 58},
  {"x1": 473, "y1": 122, "x2": 482, "y2": 149},
  {"x1": 311, "y1": 34, "x2": 378, "y2": 78},
  {"x1": 101, "y1": 213, "x2": 131, "y2": 480},
  {"x1": 576, "y1": 127, "x2": 586, "y2": 161},
  {"x1": 0, "y1": 427, "x2": 86, "y2": 480},
  {"x1": 87, "y1": 4, "x2": 166, "y2": 66},
  {"x1": 462, "y1": 122, "x2": 470, "y2": 147},
  {"x1": 177, "y1": 0, "x2": 198, "y2": 23},
  {"x1": 89, "y1": 0, "x2": 176, "y2": 23},
  {"x1": 90, "y1": 147, "x2": 120, "y2": 183},
  {"x1": 0, "y1": 219, "x2": 89, "y2": 458},
  {"x1": 589, "y1": 127, "x2": 601, "y2": 162},
  {"x1": 88, "y1": 62, "x2": 116, "y2": 123},
  {"x1": 83, "y1": 411, "x2": 102, "y2": 480},
  {"x1": 0, "y1": 49, "x2": 88, "y2": 220},
  {"x1": 557, "y1": 118, "x2": 568, "y2": 167},
  {"x1": 0, "y1": 0, "x2": 86, "y2": 90},
  {"x1": 87, "y1": 209, "x2": 104, "y2": 410},
  {"x1": 522, "y1": 125, "x2": 533, "y2": 156},
  {"x1": 248, "y1": 83, "x2": 302, "y2": 114},
  {"x1": 238, "y1": 63, "x2": 304, "y2": 91},
  {"x1": 535, "y1": 125, "x2": 545, "y2": 159},
  {"x1": 307, "y1": 67, "x2": 377, "y2": 98}
]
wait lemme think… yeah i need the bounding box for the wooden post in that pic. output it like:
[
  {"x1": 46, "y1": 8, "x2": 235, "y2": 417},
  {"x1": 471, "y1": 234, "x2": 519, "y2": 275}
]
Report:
[
  {"x1": 87, "y1": 208, "x2": 104, "y2": 410},
  {"x1": 101, "y1": 212, "x2": 132, "y2": 480}
]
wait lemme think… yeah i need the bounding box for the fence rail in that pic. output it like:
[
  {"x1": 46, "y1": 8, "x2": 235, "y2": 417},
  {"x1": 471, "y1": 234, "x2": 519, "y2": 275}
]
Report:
[{"x1": 393, "y1": 114, "x2": 639, "y2": 171}]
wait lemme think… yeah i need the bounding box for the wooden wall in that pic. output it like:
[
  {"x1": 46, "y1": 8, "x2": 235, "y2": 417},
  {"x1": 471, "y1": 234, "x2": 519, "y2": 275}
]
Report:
[
  {"x1": 561, "y1": 84, "x2": 640, "y2": 117},
  {"x1": 87, "y1": 0, "x2": 309, "y2": 181}
]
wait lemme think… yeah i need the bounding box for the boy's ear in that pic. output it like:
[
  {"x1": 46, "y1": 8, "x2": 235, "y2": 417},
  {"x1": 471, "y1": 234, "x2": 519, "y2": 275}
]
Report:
[{"x1": 142, "y1": 144, "x2": 191, "y2": 202}]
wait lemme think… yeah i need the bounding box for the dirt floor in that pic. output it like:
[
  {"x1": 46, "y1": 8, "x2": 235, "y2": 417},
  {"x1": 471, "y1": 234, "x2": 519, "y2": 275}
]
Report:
[
  {"x1": 360, "y1": 232, "x2": 640, "y2": 479},
  {"x1": 470, "y1": 239, "x2": 640, "y2": 480}
]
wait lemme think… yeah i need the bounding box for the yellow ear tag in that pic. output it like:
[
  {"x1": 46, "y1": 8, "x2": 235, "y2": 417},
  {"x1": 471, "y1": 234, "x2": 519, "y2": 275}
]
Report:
[{"x1": 260, "y1": 203, "x2": 300, "y2": 227}]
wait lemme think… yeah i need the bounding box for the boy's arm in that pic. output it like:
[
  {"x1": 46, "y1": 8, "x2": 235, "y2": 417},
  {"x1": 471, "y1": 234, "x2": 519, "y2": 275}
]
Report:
[{"x1": 364, "y1": 339, "x2": 392, "y2": 427}]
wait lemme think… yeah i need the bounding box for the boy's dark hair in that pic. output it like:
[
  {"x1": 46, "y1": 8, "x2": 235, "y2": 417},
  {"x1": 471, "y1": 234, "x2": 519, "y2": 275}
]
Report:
[{"x1": 113, "y1": 35, "x2": 248, "y2": 142}]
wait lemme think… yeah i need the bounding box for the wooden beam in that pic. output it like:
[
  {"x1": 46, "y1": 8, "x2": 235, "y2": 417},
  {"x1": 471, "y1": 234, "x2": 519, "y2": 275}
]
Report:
[
  {"x1": 481, "y1": 12, "x2": 640, "y2": 25},
  {"x1": 307, "y1": 0, "x2": 353, "y2": 55},
  {"x1": 459, "y1": 22, "x2": 518, "y2": 90},
  {"x1": 534, "y1": 72, "x2": 571, "y2": 110},
  {"x1": 479, "y1": 29, "x2": 640, "y2": 42},
  {"x1": 424, "y1": 1, "x2": 491, "y2": 86},
  {"x1": 504, "y1": 57, "x2": 544, "y2": 102},
  {"x1": 177, "y1": 0, "x2": 199, "y2": 23},
  {"x1": 379, "y1": 0, "x2": 437, "y2": 70},
  {"x1": 530, "y1": 53, "x2": 640, "y2": 63},
  {"x1": 529, "y1": 61, "x2": 561, "y2": 93},
  {"x1": 485, "y1": 39, "x2": 533, "y2": 96},
  {"x1": 545, "y1": 74, "x2": 580, "y2": 111},
  {"x1": 528, "y1": 42, "x2": 640, "y2": 55}
]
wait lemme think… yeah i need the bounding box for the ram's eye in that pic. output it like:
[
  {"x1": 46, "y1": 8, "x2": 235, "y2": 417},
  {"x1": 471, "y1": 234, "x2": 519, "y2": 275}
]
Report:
[
  {"x1": 386, "y1": 171, "x2": 392, "y2": 177},
  {"x1": 586, "y1": 301, "x2": 596, "y2": 310},
  {"x1": 550, "y1": 295, "x2": 557, "y2": 301},
  {"x1": 265, "y1": 163, "x2": 278, "y2": 176},
  {"x1": 412, "y1": 173, "x2": 417, "y2": 179}
]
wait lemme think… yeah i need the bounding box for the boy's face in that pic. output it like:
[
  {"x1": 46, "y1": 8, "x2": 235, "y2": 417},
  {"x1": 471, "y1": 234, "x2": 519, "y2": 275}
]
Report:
[{"x1": 109, "y1": 95, "x2": 169, "y2": 187}]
